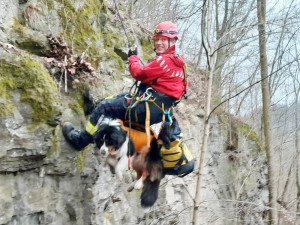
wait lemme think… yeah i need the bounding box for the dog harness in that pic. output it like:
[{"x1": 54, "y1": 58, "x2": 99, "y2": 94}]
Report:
[{"x1": 117, "y1": 119, "x2": 158, "y2": 150}]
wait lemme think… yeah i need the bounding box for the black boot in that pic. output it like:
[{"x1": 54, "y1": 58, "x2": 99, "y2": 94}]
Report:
[{"x1": 62, "y1": 122, "x2": 93, "y2": 151}]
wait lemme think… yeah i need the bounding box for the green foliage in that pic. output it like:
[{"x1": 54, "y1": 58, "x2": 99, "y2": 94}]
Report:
[{"x1": 0, "y1": 54, "x2": 60, "y2": 124}]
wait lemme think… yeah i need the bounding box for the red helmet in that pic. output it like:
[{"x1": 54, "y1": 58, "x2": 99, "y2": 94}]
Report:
[{"x1": 153, "y1": 21, "x2": 179, "y2": 40}]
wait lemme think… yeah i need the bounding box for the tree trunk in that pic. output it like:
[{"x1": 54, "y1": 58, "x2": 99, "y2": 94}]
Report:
[
  {"x1": 294, "y1": 88, "x2": 300, "y2": 221},
  {"x1": 193, "y1": 1, "x2": 217, "y2": 224},
  {"x1": 192, "y1": 55, "x2": 215, "y2": 225},
  {"x1": 257, "y1": 0, "x2": 278, "y2": 224}
]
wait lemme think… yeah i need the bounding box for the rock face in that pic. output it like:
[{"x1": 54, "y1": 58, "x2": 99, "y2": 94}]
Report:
[{"x1": 0, "y1": 0, "x2": 268, "y2": 224}]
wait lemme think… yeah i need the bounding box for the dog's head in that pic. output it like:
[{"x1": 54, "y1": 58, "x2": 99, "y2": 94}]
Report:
[{"x1": 94, "y1": 118, "x2": 135, "y2": 157}]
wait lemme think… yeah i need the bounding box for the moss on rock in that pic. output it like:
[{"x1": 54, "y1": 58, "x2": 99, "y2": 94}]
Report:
[
  {"x1": 47, "y1": 135, "x2": 61, "y2": 158},
  {"x1": 31, "y1": 0, "x2": 129, "y2": 75},
  {"x1": 76, "y1": 147, "x2": 91, "y2": 171},
  {"x1": 0, "y1": 52, "x2": 60, "y2": 124},
  {"x1": 54, "y1": 0, "x2": 105, "y2": 67},
  {"x1": 103, "y1": 29, "x2": 124, "y2": 49},
  {"x1": 236, "y1": 123, "x2": 263, "y2": 150},
  {"x1": 219, "y1": 115, "x2": 263, "y2": 151},
  {"x1": 140, "y1": 38, "x2": 154, "y2": 61},
  {"x1": 11, "y1": 17, "x2": 51, "y2": 56},
  {"x1": 39, "y1": 0, "x2": 55, "y2": 10},
  {"x1": 68, "y1": 91, "x2": 85, "y2": 115}
]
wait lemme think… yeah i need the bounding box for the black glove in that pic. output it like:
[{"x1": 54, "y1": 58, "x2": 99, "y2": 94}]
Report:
[{"x1": 128, "y1": 46, "x2": 137, "y2": 57}]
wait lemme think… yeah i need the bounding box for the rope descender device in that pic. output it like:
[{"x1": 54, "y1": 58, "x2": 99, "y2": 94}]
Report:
[
  {"x1": 129, "y1": 87, "x2": 154, "y2": 108},
  {"x1": 142, "y1": 87, "x2": 153, "y2": 101}
]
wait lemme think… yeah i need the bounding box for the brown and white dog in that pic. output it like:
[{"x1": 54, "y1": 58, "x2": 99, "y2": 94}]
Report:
[{"x1": 94, "y1": 117, "x2": 170, "y2": 207}]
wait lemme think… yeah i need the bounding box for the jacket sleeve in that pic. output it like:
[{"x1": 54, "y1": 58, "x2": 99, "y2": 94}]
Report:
[{"x1": 129, "y1": 55, "x2": 166, "y2": 83}]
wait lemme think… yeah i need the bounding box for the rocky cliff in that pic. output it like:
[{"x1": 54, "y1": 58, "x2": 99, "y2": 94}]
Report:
[{"x1": 0, "y1": 0, "x2": 268, "y2": 224}]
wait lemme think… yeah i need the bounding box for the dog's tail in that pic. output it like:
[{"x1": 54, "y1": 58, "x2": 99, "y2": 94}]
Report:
[
  {"x1": 141, "y1": 138, "x2": 164, "y2": 207},
  {"x1": 140, "y1": 177, "x2": 161, "y2": 208}
]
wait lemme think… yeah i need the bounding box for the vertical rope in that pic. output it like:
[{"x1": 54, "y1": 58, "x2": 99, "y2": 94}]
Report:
[
  {"x1": 145, "y1": 102, "x2": 151, "y2": 147},
  {"x1": 113, "y1": 0, "x2": 131, "y2": 47}
]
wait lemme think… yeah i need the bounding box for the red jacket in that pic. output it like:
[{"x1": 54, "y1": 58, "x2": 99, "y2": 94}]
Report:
[{"x1": 129, "y1": 45, "x2": 186, "y2": 100}]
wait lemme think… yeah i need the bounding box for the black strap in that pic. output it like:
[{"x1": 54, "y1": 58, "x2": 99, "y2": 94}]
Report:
[
  {"x1": 173, "y1": 146, "x2": 186, "y2": 171},
  {"x1": 154, "y1": 29, "x2": 178, "y2": 35},
  {"x1": 129, "y1": 81, "x2": 139, "y2": 97},
  {"x1": 182, "y1": 64, "x2": 188, "y2": 99}
]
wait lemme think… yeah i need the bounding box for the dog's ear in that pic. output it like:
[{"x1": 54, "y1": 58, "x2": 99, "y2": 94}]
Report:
[
  {"x1": 94, "y1": 124, "x2": 109, "y2": 149},
  {"x1": 94, "y1": 130, "x2": 104, "y2": 149},
  {"x1": 109, "y1": 129, "x2": 127, "y2": 149},
  {"x1": 158, "y1": 122, "x2": 171, "y2": 149}
]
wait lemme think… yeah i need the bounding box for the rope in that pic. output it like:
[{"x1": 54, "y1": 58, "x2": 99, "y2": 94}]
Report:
[
  {"x1": 112, "y1": 0, "x2": 145, "y2": 65},
  {"x1": 145, "y1": 101, "x2": 151, "y2": 147},
  {"x1": 113, "y1": 0, "x2": 131, "y2": 47},
  {"x1": 162, "y1": 103, "x2": 165, "y2": 122},
  {"x1": 127, "y1": 84, "x2": 135, "y2": 170}
]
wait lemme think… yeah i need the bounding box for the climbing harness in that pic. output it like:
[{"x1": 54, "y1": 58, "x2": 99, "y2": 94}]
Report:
[
  {"x1": 130, "y1": 87, "x2": 154, "y2": 108},
  {"x1": 125, "y1": 86, "x2": 173, "y2": 123},
  {"x1": 124, "y1": 83, "x2": 175, "y2": 155}
]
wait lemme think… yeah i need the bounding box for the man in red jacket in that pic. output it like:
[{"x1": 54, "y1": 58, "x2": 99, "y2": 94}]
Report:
[
  {"x1": 63, "y1": 21, "x2": 187, "y2": 151},
  {"x1": 129, "y1": 21, "x2": 186, "y2": 100}
]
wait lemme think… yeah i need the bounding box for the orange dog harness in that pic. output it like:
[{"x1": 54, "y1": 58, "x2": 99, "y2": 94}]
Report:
[{"x1": 118, "y1": 119, "x2": 158, "y2": 151}]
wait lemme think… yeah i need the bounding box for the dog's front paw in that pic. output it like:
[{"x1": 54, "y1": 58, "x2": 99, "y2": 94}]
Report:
[
  {"x1": 127, "y1": 180, "x2": 137, "y2": 192},
  {"x1": 134, "y1": 178, "x2": 144, "y2": 190}
]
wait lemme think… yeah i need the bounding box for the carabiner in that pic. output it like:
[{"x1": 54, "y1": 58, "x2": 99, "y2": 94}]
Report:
[{"x1": 142, "y1": 87, "x2": 153, "y2": 100}]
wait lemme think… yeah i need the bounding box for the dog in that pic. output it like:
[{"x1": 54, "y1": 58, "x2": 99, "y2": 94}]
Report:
[
  {"x1": 94, "y1": 117, "x2": 177, "y2": 208},
  {"x1": 94, "y1": 118, "x2": 135, "y2": 180}
]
